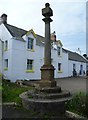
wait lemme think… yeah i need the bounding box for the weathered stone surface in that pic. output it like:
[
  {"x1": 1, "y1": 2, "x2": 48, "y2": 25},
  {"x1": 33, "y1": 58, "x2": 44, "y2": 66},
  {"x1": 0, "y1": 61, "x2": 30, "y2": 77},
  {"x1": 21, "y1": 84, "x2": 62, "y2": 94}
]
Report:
[
  {"x1": 40, "y1": 2, "x2": 55, "y2": 88},
  {"x1": 40, "y1": 65, "x2": 56, "y2": 87},
  {"x1": 20, "y1": 3, "x2": 72, "y2": 117},
  {"x1": 36, "y1": 86, "x2": 61, "y2": 93},
  {"x1": 39, "y1": 80, "x2": 56, "y2": 88},
  {"x1": 27, "y1": 88, "x2": 71, "y2": 100},
  {"x1": 42, "y1": 3, "x2": 53, "y2": 17},
  {"x1": 20, "y1": 91, "x2": 71, "y2": 116}
]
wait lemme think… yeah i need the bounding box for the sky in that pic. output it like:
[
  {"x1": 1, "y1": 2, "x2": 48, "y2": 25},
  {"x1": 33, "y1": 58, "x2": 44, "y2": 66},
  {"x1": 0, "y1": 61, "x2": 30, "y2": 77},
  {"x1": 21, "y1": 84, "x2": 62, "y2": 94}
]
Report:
[{"x1": 0, "y1": 0, "x2": 87, "y2": 55}]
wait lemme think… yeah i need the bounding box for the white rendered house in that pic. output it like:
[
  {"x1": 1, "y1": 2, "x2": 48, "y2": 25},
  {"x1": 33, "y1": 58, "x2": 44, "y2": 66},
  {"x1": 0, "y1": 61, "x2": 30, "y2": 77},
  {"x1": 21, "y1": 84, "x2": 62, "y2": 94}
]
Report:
[{"x1": 0, "y1": 14, "x2": 88, "y2": 81}]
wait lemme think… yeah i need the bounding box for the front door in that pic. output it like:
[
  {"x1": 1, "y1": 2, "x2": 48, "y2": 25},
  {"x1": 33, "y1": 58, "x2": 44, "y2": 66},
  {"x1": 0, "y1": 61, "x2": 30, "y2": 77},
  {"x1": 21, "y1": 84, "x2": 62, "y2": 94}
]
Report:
[{"x1": 80, "y1": 65, "x2": 83, "y2": 75}]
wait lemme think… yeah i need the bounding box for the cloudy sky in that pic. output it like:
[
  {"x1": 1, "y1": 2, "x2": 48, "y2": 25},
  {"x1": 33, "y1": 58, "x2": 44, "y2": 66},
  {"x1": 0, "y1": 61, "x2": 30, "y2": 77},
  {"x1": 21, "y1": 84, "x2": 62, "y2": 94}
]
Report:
[{"x1": 0, "y1": 0, "x2": 87, "y2": 55}]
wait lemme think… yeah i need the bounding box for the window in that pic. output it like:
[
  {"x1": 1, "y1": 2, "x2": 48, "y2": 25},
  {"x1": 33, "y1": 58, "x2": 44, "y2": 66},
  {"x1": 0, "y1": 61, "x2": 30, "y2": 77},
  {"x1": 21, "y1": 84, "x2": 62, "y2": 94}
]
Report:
[
  {"x1": 27, "y1": 37, "x2": 34, "y2": 49},
  {"x1": 57, "y1": 46, "x2": 61, "y2": 55},
  {"x1": 58, "y1": 63, "x2": 61, "y2": 71},
  {"x1": 4, "y1": 59, "x2": 8, "y2": 70},
  {"x1": 27, "y1": 59, "x2": 33, "y2": 70},
  {"x1": 4, "y1": 40, "x2": 8, "y2": 50}
]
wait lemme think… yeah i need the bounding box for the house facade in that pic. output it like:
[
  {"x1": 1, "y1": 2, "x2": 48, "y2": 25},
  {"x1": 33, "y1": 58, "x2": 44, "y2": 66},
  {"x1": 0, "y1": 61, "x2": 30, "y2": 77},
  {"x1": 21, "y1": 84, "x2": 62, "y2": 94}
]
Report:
[{"x1": 0, "y1": 14, "x2": 88, "y2": 82}]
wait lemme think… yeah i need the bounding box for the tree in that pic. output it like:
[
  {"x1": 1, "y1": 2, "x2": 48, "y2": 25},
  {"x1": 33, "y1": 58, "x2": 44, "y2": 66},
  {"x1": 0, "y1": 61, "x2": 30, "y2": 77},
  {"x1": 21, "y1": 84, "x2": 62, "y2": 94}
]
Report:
[{"x1": 83, "y1": 54, "x2": 88, "y2": 60}]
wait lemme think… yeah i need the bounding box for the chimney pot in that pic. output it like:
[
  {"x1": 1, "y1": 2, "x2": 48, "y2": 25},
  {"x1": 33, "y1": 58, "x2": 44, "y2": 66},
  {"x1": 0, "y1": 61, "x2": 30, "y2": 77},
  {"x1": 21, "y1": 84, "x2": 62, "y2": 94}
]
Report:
[{"x1": 1, "y1": 14, "x2": 7, "y2": 24}]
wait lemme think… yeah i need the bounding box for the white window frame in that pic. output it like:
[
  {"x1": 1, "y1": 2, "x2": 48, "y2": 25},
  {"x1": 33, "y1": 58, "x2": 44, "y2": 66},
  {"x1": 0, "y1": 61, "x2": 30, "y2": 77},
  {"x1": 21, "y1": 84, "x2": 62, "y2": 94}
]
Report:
[
  {"x1": 27, "y1": 37, "x2": 34, "y2": 50},
  {"x1": 27, "y1": 59, "x2": 33, "y2": 70}
]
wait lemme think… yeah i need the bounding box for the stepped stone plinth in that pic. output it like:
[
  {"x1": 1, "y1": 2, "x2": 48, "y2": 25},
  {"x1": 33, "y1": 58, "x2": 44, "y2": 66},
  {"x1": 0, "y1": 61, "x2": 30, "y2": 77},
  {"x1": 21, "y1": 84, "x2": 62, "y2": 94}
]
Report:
[
  {"x1": 20, "y1": 3, "x2": 71, "y2": 117},
  {"x1": 20, "y1": 87, "x2": 71, "y2": 116}
]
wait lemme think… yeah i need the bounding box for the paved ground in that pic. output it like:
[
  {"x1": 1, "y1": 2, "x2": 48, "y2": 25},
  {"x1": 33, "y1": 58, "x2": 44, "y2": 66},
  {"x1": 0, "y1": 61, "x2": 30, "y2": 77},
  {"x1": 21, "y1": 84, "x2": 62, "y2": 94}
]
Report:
[
  {"x1": 56, "y1": 76, "x2": 87, "y2": 94},
  {"x1": 1, "y1": 76, "x2": 88, "y2": 119}
]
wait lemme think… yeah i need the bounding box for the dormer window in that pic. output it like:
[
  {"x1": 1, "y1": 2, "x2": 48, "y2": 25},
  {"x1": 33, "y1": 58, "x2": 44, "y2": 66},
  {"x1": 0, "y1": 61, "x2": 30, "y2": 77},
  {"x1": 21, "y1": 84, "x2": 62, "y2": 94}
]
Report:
[
  {"x1": 57, "y1": 46, "x2": 61, "y2": 55},
  {"x1": 27, "y1": 37, "x2": 34, "y2": 50}
]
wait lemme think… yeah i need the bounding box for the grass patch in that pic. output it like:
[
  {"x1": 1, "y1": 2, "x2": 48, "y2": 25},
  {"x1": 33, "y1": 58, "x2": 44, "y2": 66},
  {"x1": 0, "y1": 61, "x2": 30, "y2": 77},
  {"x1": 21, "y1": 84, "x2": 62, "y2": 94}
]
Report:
[
  {"x1": 2, "y1": 79, "x2": 33, "y2": 106},
  {"x1": 66, "y1": 92, "x2": 88, "y2": 117},
  {"x1": 0, "y1": 86, "x2": 2, "y2": 90},
  {"x1": 2, "y1": 79, "x2": 88, "y2": 118}
]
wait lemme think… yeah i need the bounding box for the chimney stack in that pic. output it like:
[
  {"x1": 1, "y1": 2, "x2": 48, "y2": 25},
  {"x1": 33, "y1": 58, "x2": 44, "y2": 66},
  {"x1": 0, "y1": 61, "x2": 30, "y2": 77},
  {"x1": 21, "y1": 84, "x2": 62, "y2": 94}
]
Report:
[
  {"x1": 1, "y1": 14, "x2": 7, "y2": 24},
  {"x1": 51, "y1": 31, "x2": 56, "y2": 42}
]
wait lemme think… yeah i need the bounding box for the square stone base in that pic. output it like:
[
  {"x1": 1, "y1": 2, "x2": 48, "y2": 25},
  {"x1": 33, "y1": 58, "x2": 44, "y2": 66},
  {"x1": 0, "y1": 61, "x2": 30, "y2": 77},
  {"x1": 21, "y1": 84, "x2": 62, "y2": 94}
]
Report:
[
  {"x1": 39, "y1": 80, "x2": 56, "y2": 88},
  {"x1": 39, "y1": 64, "x2": 56, "y2": 87}
]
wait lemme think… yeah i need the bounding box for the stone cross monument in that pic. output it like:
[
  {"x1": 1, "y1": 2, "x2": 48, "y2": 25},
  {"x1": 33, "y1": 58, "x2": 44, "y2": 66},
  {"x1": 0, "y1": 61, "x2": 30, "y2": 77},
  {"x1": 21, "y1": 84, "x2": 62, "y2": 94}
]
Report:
[
  {"x1": 20, "y1": 3, "x2": 71, "y2": 116},
  {"x1": 39, "y1": 3, "x2": 56, "y2": 87}
]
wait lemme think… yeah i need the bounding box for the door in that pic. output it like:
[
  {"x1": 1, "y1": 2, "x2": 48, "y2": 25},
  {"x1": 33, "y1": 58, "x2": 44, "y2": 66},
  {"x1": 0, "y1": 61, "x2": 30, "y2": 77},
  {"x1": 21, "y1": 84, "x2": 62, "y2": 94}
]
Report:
[{"x1": 80, "y1": 65, "x2": 83, "y2": 75}]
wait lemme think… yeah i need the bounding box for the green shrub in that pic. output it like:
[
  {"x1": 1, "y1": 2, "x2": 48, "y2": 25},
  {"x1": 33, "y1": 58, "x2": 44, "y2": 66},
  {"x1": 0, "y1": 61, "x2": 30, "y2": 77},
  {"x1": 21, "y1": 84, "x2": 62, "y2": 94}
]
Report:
[
  {"x1": 0, "y1": 73, "x2": 2, "y2": 78},
  {"x1": 2, "y1": 79, "x2": 33, "y2": 106},
  {"x1": 66, "y1": 92, "x2": 88, "y2": 117}
]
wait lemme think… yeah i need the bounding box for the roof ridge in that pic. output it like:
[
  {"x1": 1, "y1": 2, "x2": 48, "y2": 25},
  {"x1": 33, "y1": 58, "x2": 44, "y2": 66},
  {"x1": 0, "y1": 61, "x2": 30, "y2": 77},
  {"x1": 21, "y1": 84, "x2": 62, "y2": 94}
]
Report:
[
  {"x1": 36, "y1": 34, "x2": 44, "y2": 38},
  {"x1": 4, "y1": 23, "x2": 27, "y2": 37},
  {"x1": 5, "y1": 23, "x2": 27, "y2": 32}
]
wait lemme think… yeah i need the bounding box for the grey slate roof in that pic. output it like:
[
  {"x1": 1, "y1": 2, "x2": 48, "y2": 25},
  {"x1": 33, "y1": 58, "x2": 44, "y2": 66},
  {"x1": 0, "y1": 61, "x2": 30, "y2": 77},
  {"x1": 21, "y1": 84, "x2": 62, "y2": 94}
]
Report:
[
  {"x1": 4, "y1": 23, "x2": 45, "y2": 44},
  {"x1": 4, "y1": 23, "x2": 88, "y2": 63},
  {"x1": 63, "y1": 48, "x2": 88, "y2": 63},
  {"x1": 5, "y1": 24, "x2": 27, "y2": 37},
  {"x1": 36, "y1": 34, "x2": 45, "y2": 46}
]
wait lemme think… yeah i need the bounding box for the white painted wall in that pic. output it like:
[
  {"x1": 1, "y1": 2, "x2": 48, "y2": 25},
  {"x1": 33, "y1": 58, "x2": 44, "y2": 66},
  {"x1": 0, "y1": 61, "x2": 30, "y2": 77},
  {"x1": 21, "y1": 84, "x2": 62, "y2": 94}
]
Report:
[
  {"x1": 86, "y1": 38, "x2": 88, "y2": 57},
  {"x1": 0, "y1": 24, "x2": 13, "y2": 80},
  {"x1": 0, "y1": 24, "x2": 87, "y2": 81},
  {"x1": 8, "y1": 32, "x2": 69, "y2": 81},
  {"x1": 0, "y1": 40, "x2": 3, "y2": 74},
  {"x1": 51, "y1": 49, "x2": 68, "y2": 78},
  {"x1": 10, "y1": 33, "x2": 44, "y2": 81},
  {"x1": 68, "y1": 60, "x2": 86, "y2": 77},
  {"x1": 86, "y1": 38, "x2": 88, "y2": 71}
]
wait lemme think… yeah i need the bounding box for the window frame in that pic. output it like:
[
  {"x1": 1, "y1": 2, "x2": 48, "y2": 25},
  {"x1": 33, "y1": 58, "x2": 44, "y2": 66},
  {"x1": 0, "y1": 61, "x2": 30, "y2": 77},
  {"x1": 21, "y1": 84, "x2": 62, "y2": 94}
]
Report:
[
  {"x1": 27, "y1": 37, "x2": 34, "y2": 50},
  {"x1": 26, "y1": 59, "x2": 34, "y2": 73}
]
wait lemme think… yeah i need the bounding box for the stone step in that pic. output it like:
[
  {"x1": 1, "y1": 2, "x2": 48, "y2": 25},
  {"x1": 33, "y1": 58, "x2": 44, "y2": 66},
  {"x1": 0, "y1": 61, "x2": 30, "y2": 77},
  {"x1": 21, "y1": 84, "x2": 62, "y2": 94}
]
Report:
[
  {"x1": 20, "y1": 91, "x2": 72, "y2": 103},
  {"x1": 28, "y1": 90, "x2": 71, "y2": 99},
  {"x1": 35, "y1": 86, "x2": 61, "y2": 93}
]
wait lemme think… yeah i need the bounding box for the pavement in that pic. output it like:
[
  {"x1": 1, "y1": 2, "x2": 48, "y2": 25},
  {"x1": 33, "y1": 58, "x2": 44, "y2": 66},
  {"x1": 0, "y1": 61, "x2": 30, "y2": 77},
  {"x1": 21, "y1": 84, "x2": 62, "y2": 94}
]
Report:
[
  {"x1": 56, "y1": 76, "x2": 87, "y2": 94},
  {"x1": 1, "y1": 76, "x2": 88, "y2": 119}
]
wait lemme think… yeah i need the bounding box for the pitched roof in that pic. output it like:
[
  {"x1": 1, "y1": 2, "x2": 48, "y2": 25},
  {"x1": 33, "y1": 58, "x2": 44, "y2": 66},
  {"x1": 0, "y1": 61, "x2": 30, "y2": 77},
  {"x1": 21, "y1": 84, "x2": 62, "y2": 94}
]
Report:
[
  {"x1": 4, "y1": 23, "x2": 88, "y2": 63},
  {"x1": 63, "y1": 48, "x2": 88, "y2": 63},
  {"x1": 36, "y1": 34, "x2": 45, "y2": 46},
  {"x1": 4, "y1": 24, "x2": 27, "y2": 37},
  {"x1": 4, "y1": 24, "x2": 44, "y2": 44},
  {"x1": 27, "y1": 29, "x2": 36, "y2": 38}
]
